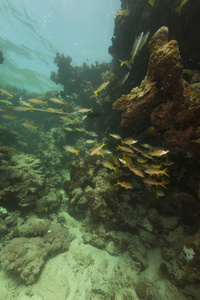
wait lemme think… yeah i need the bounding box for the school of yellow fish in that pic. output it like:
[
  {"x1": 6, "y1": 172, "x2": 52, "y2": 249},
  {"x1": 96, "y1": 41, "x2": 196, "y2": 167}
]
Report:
[
  {"x1": 0, "y1": 19, "x2": 176, "y2": 198},
  {"x1": 0, "y1": 84, "x2": 172, "y2": 197}
]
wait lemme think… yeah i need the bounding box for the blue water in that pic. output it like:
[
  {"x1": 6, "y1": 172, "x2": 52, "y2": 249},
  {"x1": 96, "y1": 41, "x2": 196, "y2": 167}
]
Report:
[{"x1": 0, "y1": 0, "x2": 120, "y2": 93}]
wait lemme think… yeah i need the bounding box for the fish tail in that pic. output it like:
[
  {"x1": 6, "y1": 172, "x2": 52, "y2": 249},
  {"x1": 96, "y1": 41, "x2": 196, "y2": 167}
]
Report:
[
  {"x1": 71, "y1": 120, "x2": 75, "y2": 124},
  {"x1": 162, "y1": 168, "x2": 169, "y2": 177},
  {"x1": 94, "y1": 90, "x2": 97, "y2": 96},
  {"x1": 160, "y1": 180, "x2": 167, "y2": 189},
  {"x1": 174, "y1": 5, "x2": 182, "y2": 14},
  {"x1": 114, "y1": 167, "x2": 118, "y2": 173},
  {"x1": 65, "y1": 102, "x2": 67, "y2": 107},
  {"x1": 121, "y1": 139, "x2": 124, "y2": 145},
  {"x1": 118, "y1": 59, "x2": 124, "y2": 66},
  {"x1": 75, "y1": 150, "x2": 80, "y2": 156},
  {"x1": 115, "y1": 180, "x2": 120, "y2": 186},
  {"x1": 45, "y1": 101, "x2": 48, "y2": 106},
  {"x1": 34, "y1": 126, "x2": 38, "y2": 132}
]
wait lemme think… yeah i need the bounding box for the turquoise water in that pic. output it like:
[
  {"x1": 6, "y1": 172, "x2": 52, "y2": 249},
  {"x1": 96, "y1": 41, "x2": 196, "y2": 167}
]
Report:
[{"x1": 0, "y1": 0, "x2": 120, "y2": 92}]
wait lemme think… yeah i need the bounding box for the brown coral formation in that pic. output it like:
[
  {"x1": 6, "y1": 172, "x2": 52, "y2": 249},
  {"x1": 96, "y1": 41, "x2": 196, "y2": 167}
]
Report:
[{"x1": 113, "y1": 26, "x2": 200, "y2": 161}]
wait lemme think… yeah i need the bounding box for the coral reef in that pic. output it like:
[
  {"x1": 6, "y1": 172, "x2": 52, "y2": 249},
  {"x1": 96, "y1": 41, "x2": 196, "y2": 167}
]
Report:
[
  {"x1": 51, "y1": 52, "x2": 111, "y2": 99},
  {"x1": 0, "y1": 217, "x2": 70, "y2": 284},
  {"x1": 109, "y1": 0, "x2": 200, "y2": 84},
  {"x1": 113, "y1": 26, "x2": 200, "y2": 161},
  {"x1": 0, "y1": 146, "x2": 62, "y2": 211},
  {"x1": 63, "y1": 155, "x2": 155, "y2": 229}
]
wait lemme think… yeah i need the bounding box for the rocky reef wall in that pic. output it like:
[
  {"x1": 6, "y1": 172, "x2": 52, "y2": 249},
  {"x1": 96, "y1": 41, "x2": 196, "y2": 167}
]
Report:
[{"x1": 113, "y1": 26, "x2": 200, "y2": 161}]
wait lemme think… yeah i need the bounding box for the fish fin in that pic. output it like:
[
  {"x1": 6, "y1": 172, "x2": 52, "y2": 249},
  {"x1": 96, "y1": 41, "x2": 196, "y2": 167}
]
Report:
[
  {"x1": 174, "y1": 7, "x2": 180, "y2": 14},
  {"x1": 162, "y1": 168, "x2": 169, "y2": 177},
  {"x1": 148, "y1": 0, "x2": 155, "y2": 7},
  {"x1": 118, "y1": 59, "x2": 124, "y2": 66},
  {"x1": 161, "y1": 180, "x2": 167, "y2": 189}
]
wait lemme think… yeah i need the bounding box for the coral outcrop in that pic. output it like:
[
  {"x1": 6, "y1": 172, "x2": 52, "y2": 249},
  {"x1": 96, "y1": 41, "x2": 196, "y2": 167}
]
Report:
[
  {"x1": 51, "y1": 52, "x2": 111, "y2": 99},
  {"x1": 113, "y1": 26, "x2": 200, "y2": 161},
  {"x1": 0, "y1": 217, "x2": 70, "y2": 284},
  {"x1": 0, "y1": 146, "x2": 62, "y2": 211}
]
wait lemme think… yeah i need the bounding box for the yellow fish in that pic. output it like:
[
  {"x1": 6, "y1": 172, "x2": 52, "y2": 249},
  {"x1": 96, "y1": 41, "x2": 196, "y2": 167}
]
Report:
[
  {"x1": 27, "y1": 98, "x2": 48, "y2": 106},
  {"x1": 93, "y1": 81, "x2": 110, "y2": 96},
  {"x1": 63, "y1": 127, "x2": 73, "y2": 132},
  {"x1": 115, "y1": 180, "x2": 134, "y2": 189},
  {"x1": 143, "y1": 178, "x2": 167, "y2": 189},
  {"x1": 59, "y1": 115, "x2": 74, "y2": 123},
  {"x1": 0, "y1": 88, "x2": 13, "y2": 98},
  {"x1": 77, "y1": 108, "x2": 93, "y2": 113},
  {"x1": 118, "y1": 59, "x2": 132, "y2": 69},
  {"x1": 102, "y1": 160, "x2": 117, "y2": 172},
  {"x1": 109, "y1": 133, "x2": 122, "y2": 140},
  {"x1": 21, "y1": 122, "x2": 38, "y2": 132},
  {"x1": 49, "y1": 97, "x2": 67, "y2": 106},
  {"x1": 144, "y1": 167, "x2": 169, "y2": 177},
  {"x1": 2, "y1": 114, "x2": 16, "y2": 121},
  {"x1": 63, "y1": 145, "x2": 80, "y2": 156},
  {"x1": 85, "y1": 131, "x2": 98, "y2": 137},
  {"x1": 47, "y1": 107, "x2": 64, "y2": 113},
  {"x1": 90, "y1": 142, "x2": 107, "y2": 156},
  {"x1": 149, "y1": 148, "x2": 169, "y2": 157}
]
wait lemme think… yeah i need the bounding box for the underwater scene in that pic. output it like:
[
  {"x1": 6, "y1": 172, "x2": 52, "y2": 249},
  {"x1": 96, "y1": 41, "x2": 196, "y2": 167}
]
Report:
[{"x1": 0, "y1": 0, "x2": 200, "y2": 299}]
